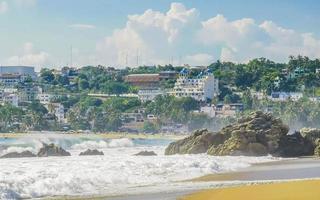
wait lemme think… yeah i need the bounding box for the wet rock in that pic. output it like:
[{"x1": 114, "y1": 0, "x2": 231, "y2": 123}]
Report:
[
  {"x1": 37, "y1": 143, "x2": 71, "y2": 157},
  {"x1": 79, "y1": 149, "x2": 104, "y2": 156},
  {"x1": 134, "y1": 151, "x2": 157, "y2": 156},
  {"x1": 165, "y1": 129, "x2": 225, "y2": 155},
  {"x1": 166, "y1": 111, "x2": 290, "y2": 156},
  {"x1": 300, "y1": 128, "x2": 320, "y2": 145},
  {"x1": 0, "y1": 151, "x2": 36, "y2": 158},
  {"x1": 207, "y1": 111, "x2": 288, "y2": 156},
  {"x1": 277, "y1": 131, "x2": 314, "y2": 157},
  {"x1": 314, "y1": 139, "x2": 320, "y2": 157}
]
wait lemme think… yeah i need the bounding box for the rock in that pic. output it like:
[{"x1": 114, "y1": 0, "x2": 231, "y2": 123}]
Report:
[
  {"x1": 300, "y1": 128, "x2": 320, "y2": 145},
  {"x1": 166, "y1": 111, "x2": 290, "y2": 156},
  {"x1": 134, "y1": 151, "x2": 157, "y2": 156},
  {"x1": 1, "y1": 151, "x2": 36, "y2": 158},
  {"x1": 165, "y1": 129, "x2": 226, "y2": 155},
  {"x1": 79, "y1": 149, "x2": 104, "y2": 156},
  {"x1": 37, "y1": 143, "x2": 71, "y2": 157},
  {"x1": 277, "y1": 131, "x2": 314, "y2": 157},
  {"x1": 314, "y1": 139, "x2": 320, "y2": 157},
  {"x1": 207, "y1": 111, "x2": 289, "y2": 156}
]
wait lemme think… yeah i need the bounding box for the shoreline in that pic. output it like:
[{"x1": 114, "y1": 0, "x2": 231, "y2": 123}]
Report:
[
  {"x1": 41, "y1": 157, "x2": 320, "y2": 200},
  {"x1": 0, "y1": 132, "x2": 186, "y2": 140}
]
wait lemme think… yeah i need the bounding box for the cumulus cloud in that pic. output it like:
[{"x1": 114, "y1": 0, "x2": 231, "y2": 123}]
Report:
[
  {"x1": 0, "y1": 1, "x2": 8, "y2": 14},
  {"x1": 96, "y1": 2, "x2": 199, "y2": 67},
  {"x1": 69, "y1": 24, "x2": 96, "y2": 30},
  {"x1": 7, "y1": 43, "x2": 50, "y2": 69},
  {"x1": 198, "y1": 15, "x2": 320, "y2": 62},
  {"x1": 95, "y1": 2, "x2": 320, "y2": 67}
]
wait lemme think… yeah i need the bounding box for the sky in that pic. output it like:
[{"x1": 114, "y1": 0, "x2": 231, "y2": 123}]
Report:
[{"x1": 1, "y1": 0, "x2": 320, "y2": 70}]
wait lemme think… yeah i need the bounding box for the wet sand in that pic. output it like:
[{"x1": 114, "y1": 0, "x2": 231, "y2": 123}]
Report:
[
  {"x1": 180, "y1": 179, "x2": 320, "y2": 200},
  {"x1": 192, "y1": 157, "x2": 320, "y2": 182}
]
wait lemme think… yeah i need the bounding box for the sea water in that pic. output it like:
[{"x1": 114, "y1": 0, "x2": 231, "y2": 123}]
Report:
[{"x1": 0, "y1": 134, "x2": 278, "y2": 199}]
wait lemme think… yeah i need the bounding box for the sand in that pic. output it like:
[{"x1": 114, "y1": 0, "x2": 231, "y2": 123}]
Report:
[{"x1": 180, "y1": 179, "x2": 320, "y2": 200}]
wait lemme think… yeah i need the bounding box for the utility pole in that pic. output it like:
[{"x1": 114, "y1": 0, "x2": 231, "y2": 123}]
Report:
[{"x1": 70, "y1": 45, "x2": 73, "y2": 68}]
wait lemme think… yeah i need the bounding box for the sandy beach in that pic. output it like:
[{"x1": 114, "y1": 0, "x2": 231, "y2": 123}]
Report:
[{"x1": 180, "y1": 179, "x2": 320, "y2": 200}]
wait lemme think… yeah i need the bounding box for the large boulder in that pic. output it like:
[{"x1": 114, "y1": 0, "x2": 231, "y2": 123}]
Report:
[
  {"x1": 207, "y1": 111, "x2": 289, "y2": 156},
  {"x1": 1, "y1": 151, "x2": 36, "y2": 159},
  {"x1": 79, "y1": 149, "x2": 104, "y2": 156},
  {"x1": 165, "y1": 129, "x2": 225, "y2": 155},
  {"x1": 314, "y1": 139, "x2": 320, "y2": 157},
  {"x1": 134, "y1": 151, "x2": 157, "y2": 156},
  {"x1": 277, "y1": 131, "x2": 314, "y2": 157},
  {"x1": 166, "y1": 111, "x2": 290, "y2": 156},
  {"x1": 37, "y1": 143, "x2": 71, "y2": 157},
  {"x1": 300, "y1": 128, "x2": 320, "y2": 145}
]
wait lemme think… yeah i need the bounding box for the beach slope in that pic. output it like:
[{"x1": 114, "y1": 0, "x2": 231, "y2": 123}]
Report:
[{"x1": 180, "y1": 179, "x2": 320, "y2": 200}]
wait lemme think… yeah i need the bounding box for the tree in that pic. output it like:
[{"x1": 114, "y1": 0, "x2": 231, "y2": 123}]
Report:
[
  {"x1": 78, "y1": 79, "x2": 89, "y2": 90},
  {"x1": 40, "y1": 69, "x2": 55, "y2": 83}
]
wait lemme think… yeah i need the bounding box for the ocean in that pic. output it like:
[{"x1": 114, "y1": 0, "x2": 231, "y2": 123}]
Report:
[{"x1": 0, "y1": 134, "x2": 278, "y2": 199}]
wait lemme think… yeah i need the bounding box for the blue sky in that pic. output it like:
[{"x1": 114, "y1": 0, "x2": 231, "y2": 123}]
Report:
[{"x1": 1, "y1": 0, "x2": 320, "y2": 69}]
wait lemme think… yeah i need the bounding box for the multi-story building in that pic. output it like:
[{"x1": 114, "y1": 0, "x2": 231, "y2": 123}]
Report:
[
  {"x1": 124, "y1": 74, "x2": 160, "y2": 89},
  {"x1": 199, "y1": 103, "x2": 244, "y2": 118},
  {"x1": 169, "y1": 69, "x2": 219, "y2": 101},
  {"x1": 0, "y1": 74, "x2": 22, "y2": 86},
  {"x1": 159, "y1": 71, "x2": 178, "y2": 81},
  {"x1": 0, "y1": 89, "x2": 19, "y2": 106},
  {"x1": 0, "y1": 66, "x2": 36, "y2": 79}
]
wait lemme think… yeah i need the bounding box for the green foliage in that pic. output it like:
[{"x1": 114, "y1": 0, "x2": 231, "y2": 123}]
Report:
[
  {"x1": 142, "y1": 121, "x2": 159, "y2": 133},
  {"x1": 145, "y1": 95, "x2": 199, "y2": 123},
  {"x1": 40, "y1": 68, "x2": 55, "y2": 83}
]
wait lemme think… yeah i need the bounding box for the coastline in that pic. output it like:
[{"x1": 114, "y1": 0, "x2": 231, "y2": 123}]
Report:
[
  {"x1": 0, "y1": 132, "x2": 186, "y2": 140},
  {"x1": 42, "y1": 157, "x2": 320, "y2": 200}
]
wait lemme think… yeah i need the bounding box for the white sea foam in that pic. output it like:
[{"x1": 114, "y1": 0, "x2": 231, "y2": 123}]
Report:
[
  {"x1": 71, "y1": 138, "x2": 134, "y2": 150},
  {"x1": 0, "y1": 140, "x2": 278, "y2": 199}
]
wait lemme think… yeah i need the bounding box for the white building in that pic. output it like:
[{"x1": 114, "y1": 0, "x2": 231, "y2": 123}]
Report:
[
  {"x1": 45, "y1": 103, "x2": 66, "y2": 123},
  {"x1": 2, "y1": 93, "x2": 19, "y2": 107},
  {"x1": 138, "y1": 89, "x2": 165, "y2": 102},
  {"x1": 269, "y1": 92, "x2": 303, "y2": 102},
  {"x1": 37, "y1": 93, "x2": 53, "y2": 104},
  {"x1": 169, "y1": 69, "x2": 219, "y2": 101}
]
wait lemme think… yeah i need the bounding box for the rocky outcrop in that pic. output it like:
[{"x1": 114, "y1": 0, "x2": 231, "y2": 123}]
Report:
[
  {"x1": 1, "y1": 151, "x2": 36, "y2": 158},
  {"x1": 166, "y1": 111, "x2": 290, "y2": 156},
  {"x1": 165, "y1": 129, "x2": 225, "y2": 155},
  {"x1": 79, "y1": 149, "x2": 104, "y2": 156},
  {"x1": 277, "y1": 131, "x2": 314, "y2": 157},
  {"x1": 314, "y1": 139, "x2": 320, "y2": 157},
  {"x1": 37, "y1": 143, "x2": 71, "y2": 157},
  {"x1": 134, "y1": 151, "x2": 157, "y2": 156},
  {"x1": 207, "y1": 111, "x2": 289, "y2": 156}
]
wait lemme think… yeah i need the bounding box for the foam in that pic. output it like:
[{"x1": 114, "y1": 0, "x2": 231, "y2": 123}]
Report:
[
  {"x1": 0, "y1": 143, "x2": 278, "y2": 199},
  {"x1": 71, "y1": 138, "x2": 134, "y2": 150}
]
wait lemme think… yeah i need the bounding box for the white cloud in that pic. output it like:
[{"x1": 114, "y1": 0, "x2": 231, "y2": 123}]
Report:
[
  {"x1": 198, "y1": 15, "x2": 320, "y2": 63},
  {"x1": 0, "y1": 1, "x2": 8, "y2": 14},
  {"x1": 96, "y1": 2, "x2": 199, "y2": 67},
  {"x1": 69, "y1": 24, "x2": 96, "y2": 30},
  {"x1": 7, "y1": 43, "x2": 50, "y2": 70},
  {"x1": 96, "y1": 2, "x2": 320, "y2": 67},
  {"x1": 184, "y1": 53, "x2": 214, "y2": 66}
]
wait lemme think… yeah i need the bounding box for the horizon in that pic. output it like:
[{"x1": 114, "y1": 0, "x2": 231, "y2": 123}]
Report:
[{"x1": 1, "y1": 0, "x2": 320, "y2": 70}]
